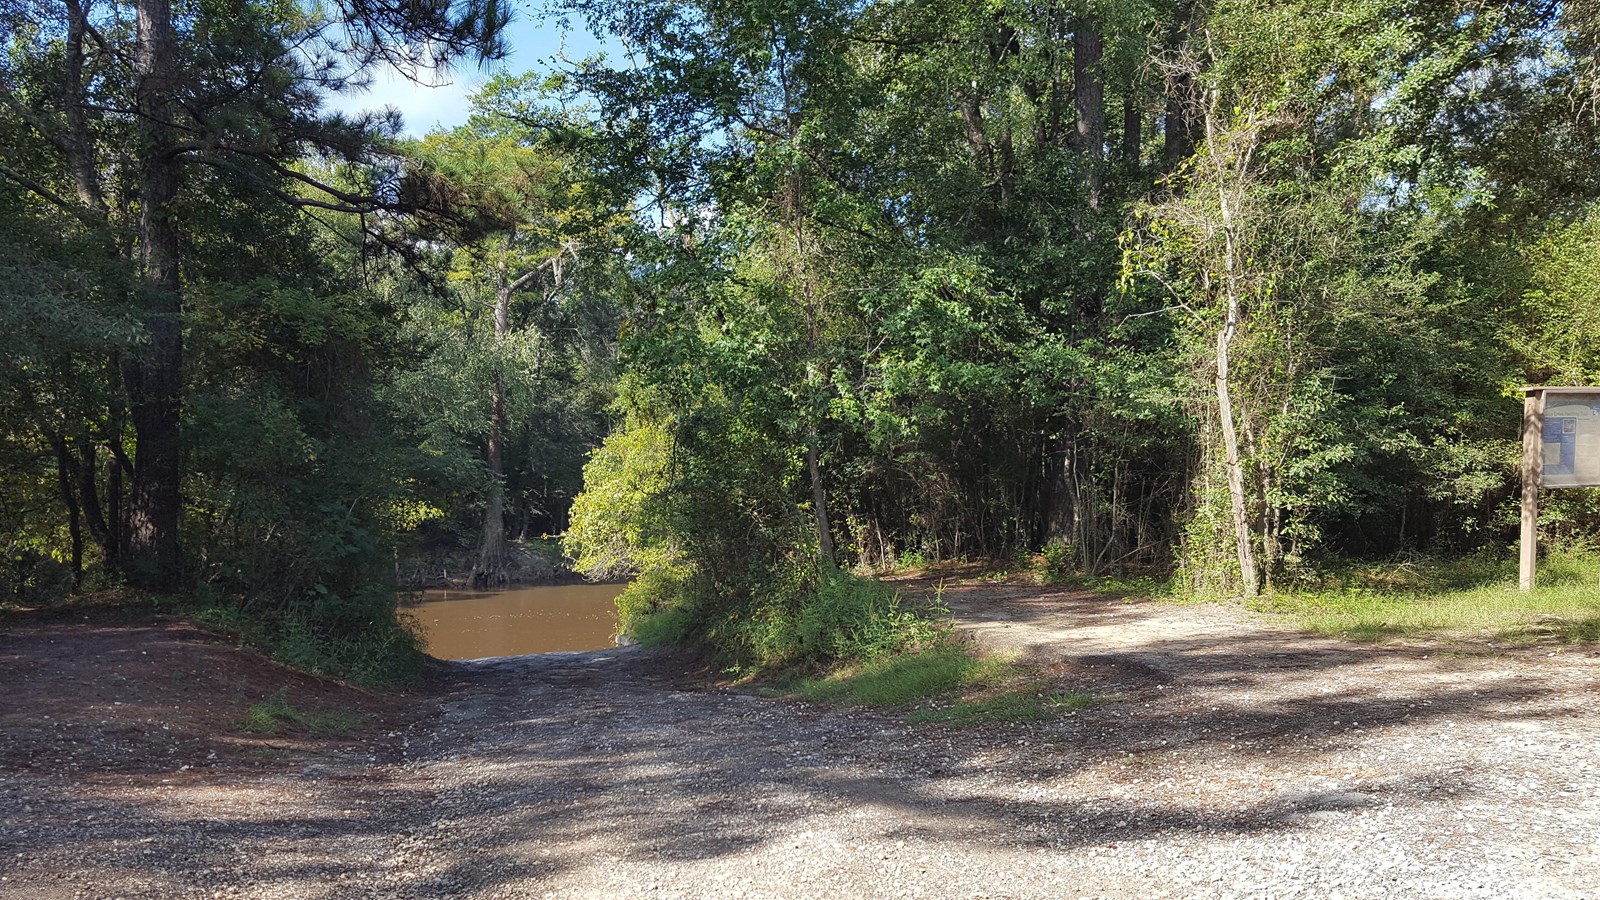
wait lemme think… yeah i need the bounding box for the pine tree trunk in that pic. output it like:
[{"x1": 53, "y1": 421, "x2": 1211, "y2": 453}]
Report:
[
  {"x1": 75, "y1": 441, "x2": 114, "y2": 566},
  {"x1": 1074, "y1": 23, "x2": 1105, "y2": 207},
  {"x1": 125, "y1": 0, "x2": 184, "y2": 590},
  {"x1": 108, "y1": 441, "x2": 124, "y2": 558},
  {"x1": 63, "y1": 0, "x2": 107, "y2": 213},
  {"x1": 1046, "y1": 447, "x2": 1073, "y2": 546}
]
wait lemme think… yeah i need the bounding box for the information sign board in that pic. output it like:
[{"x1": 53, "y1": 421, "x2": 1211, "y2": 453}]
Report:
[
  {"x1": 1522, "y1": 386, "x2": 1600, "y2": 591},
  {"x1": 1539, "y1": 392, "x2": 1600, "y2": 488}
]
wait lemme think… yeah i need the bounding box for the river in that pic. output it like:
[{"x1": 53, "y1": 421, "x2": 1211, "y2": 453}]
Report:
[{"x1": 405, "y1": 582, "x2": 625, "y2": 660}]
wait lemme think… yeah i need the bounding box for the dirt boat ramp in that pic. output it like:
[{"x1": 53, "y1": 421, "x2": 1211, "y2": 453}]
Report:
[{"x1": 3, "y1": 585, "x2": 1598, "y2": 898}]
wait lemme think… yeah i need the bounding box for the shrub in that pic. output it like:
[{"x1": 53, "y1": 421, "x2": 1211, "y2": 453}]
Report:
[
  {"x1": 794, "y1": 570, "x2": 945, "y2": 661},
  {"x1": 1040, "y1": 543, "x2": 1073, "y2": 581},
  {"x1": 895, "y1": 548, "x2": 929, "y2": 571},
  {"x1": 191, "y1": 588, "x2": 428, "y2": 688}
]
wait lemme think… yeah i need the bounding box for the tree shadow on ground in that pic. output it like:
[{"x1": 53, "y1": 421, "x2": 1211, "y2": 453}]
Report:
[{"x1": 3, "y1": 622, "x2": 1592, "y2": 897}]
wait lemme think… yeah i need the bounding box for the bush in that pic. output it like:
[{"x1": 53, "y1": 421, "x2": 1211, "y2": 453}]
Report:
[
  {"x1": 191, "y1": 588, "x2": 428, "y2": 688},
  {"x1": 795, "y1": 571, "x2": 945, "y2": 661},
  {"x1": 631, "y1": 606, "x2": 698, "y2": 647},
  {"x1": 613, "y1": 568, "x2": 691, "y2": 634},
  {"x1": 1040, "y1": 543, "x2": 1073, "y2": 581},
  {"x1": 894, "y1": 548, "x2": 929, "y2": 571},
  {"x1": 611, "y1": 565, "x2": 950, "y2": 671}
]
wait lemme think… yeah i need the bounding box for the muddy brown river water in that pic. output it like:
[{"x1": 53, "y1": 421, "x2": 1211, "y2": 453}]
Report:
[{"x1": 406, "y1": 583, "x2": 625, "y2": 660}]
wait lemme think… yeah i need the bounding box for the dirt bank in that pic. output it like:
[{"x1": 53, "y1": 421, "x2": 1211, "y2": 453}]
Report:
[{"x1": 0, "y1": 611, "x2": 431, "y2": 777}]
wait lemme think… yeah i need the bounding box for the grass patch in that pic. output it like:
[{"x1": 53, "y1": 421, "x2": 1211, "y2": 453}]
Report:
[
  {"x1": 1255, "y1": 548, "x2": 1600, "y2": 645},
  {"x1": 789, "y1": 641, "x2": 1097, "y2": 727},
  {"x1": 906, "y1": 688, "x2": 1094, "y2": 727},
  {"x1": 234, "y1": 688, "x2": 360, "y2": 736},
  {"x1": 791, "y1": 643, "x2": 1011, "y2": 706}
]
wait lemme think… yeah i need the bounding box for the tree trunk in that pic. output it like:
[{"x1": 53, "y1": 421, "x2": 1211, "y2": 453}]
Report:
[
  {"x1": 50, "y1": 436, "x2": 84, "y2": 587},
  {"x1": 1073, "y1": 23, "x2": 1105, "y2": 207},
  {"x1": 1046, "y1": 447, "x2": 1071, "y2": 546},
  {"x1": 63, "y1": 0, "x2": 107, "y2": 213},
  {"x1": 75, "y1": 441, "x2": 115, "y2": 566},
  {"x1": 1123, "y1": 93, "x2": 1142, "y2": 169},
  {"x1": 958, "y1": 91, "x2": 1006, "y2": 204},
  {"x1": 806, "y1": 431, "x2": 836, "y2": 569},
  {"x1": 125, "y1": 0, "x2": 184, "y2": 590},
  {"x1": 472, "y1": 280, "x2": 512, "y2": 589},
  {"x1": 108, "y1": 439, "x2": 124, "y2": 556},
  {"x1": 473, "y1": 441, "x2": 507, "y2": 588},
  {"x1": 1163, "y1": 1, "x2": 1201, "y2": 177},
  {"x1": 1210, "y1": 102, "x2": 1260, "y2": 598},
  {"x1": 1164, "y1": 78, "x2": 1197, "y2": 173},
  {"x1": 1214, "y1": 319, "x2": 1258, "y2": 597}
]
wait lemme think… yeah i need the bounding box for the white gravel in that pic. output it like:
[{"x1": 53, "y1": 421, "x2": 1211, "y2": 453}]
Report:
[{"x1": 3, "y1": 591, "x2": 1599, "y2": 898}]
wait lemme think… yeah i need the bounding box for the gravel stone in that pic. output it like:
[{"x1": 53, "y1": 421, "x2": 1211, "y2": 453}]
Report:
[{"x1": 3, "y1": 585, "x2": 1599, "y2": 898}]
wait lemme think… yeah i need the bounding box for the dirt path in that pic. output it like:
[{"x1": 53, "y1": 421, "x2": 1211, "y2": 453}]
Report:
[{"x1": 4, "y1": 586, "x2": 1600, "y2": 898}]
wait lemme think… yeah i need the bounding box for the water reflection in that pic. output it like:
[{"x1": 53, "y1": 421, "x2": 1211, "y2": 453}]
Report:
[{"x1": 406, "y1": 582, "x2": 624, "y2": 660}]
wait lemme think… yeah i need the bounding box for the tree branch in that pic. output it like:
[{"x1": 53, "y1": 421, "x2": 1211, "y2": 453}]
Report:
[{"x1": 0, "y1": 163, "x2": 110, "y2": 228}]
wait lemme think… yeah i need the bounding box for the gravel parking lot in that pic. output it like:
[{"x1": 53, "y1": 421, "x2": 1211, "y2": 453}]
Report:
[{"x1": 4, "y1": 585, "x2": 1599, "y2": 898}]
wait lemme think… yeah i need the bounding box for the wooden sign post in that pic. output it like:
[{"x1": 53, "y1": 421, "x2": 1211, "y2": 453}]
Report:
[
  {"x1": 1520, "y1": 386, "x2": 1600, "y2": 592},
  {"x1": 1520, "y1": 390, "x2": 1543, "y2": 592}
]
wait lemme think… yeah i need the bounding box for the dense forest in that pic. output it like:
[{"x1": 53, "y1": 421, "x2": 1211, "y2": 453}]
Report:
[{"x1": 4, "y1": 0, "x2": 1599, "y2": 673}]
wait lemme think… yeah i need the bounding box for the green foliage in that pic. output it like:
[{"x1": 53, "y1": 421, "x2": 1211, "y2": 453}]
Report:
[
  {"x1": 629, "y1": 604, "x2": 699, "y2": 649},
  {"x1": 789, "y1": 633, "x2": 1093, "y2": 725},
  {"x1": 612, "y1": 566, "x2": 710, "y2": 649},
  {"x1": 792, "y1": 643, "x2": 1012, "y2": 707},
  {"x1": 235, "y1": 688, "x2": 360, "y2": 736},
  {"x1": 7, "y1": 0, "x2": 1599, "y2": 672},
  {"x1": 380, "y1": 95, "x2": 627, "y2": 582},
  {"x1": 553, "y1": 0, "x2": 1600, "y2": 663},
  {"x1": 567, "y1": 417, "x2": 679, "y2": 581},
  {"x1": 1059, "y1": 572, "x2": 1177, "y2": 600},
  {"x1": 1517, "y1": 210, "x2": 1600, "y2": 386},
  {"x1": 0, "y1": 205, "x2": 136, "y2": 600},
  {"x1": 1119, "y1": 0, "x2": 1565, "y2": 593},
  {"x1": 1255, "y1": 548, "x2": 1600, "y2": 644},
  {"x1": 610, "y1": 557, "x2": 948, "y2": 668},
  {"x1": 192, "y1": 592, "x2": 429, "y2": 688},
  {"x1": 891, "y1": 549, "x2": 930, "y2": 572},
  {"x1": 1040, "y1": 544, "x2": 1074, "y2": 581},
  {"x1": 794, "y1": 572, "x2": 947, "y2": 661},
  {"x1": 906, "y1": 689, "x2": 1095, "y2": 727}
]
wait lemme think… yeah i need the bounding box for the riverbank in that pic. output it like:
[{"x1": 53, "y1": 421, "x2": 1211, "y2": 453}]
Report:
[
  {"x1": 4, "y1": 584, "x2": 1599, "y2": 897},
  {"x1": 397, "y1": 538, "x2": 584, "y2": 592},
  {"x1": 0, "y1": 608, "x2": 434, "y2": 779}
]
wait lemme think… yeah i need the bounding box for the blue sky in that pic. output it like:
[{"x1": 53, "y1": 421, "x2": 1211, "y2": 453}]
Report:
[{"x1": 324, "y1": 10, "x2": 613, "y2": 137}]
